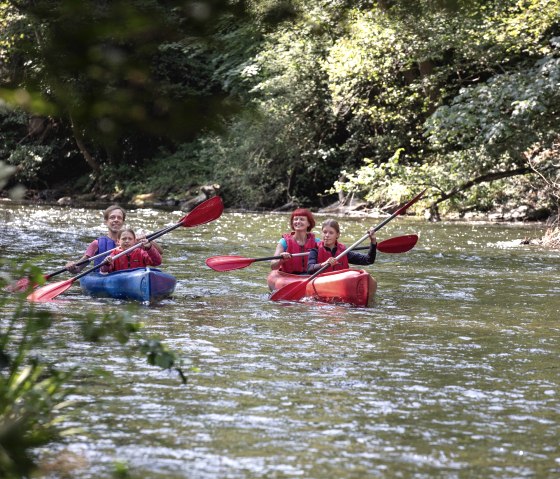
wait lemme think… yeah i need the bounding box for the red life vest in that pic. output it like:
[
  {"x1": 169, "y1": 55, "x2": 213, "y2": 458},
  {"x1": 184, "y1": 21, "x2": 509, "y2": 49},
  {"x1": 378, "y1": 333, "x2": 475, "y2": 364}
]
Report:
[
  {"x1": 109, "y1": 248, "x2": 158, "y2": 272},
  {"x1": 316, "y1": 241, "x2": 349, "y2": 271},
  {"x1": 280, "y1": 233, "x2": 317, "y2": 273}
]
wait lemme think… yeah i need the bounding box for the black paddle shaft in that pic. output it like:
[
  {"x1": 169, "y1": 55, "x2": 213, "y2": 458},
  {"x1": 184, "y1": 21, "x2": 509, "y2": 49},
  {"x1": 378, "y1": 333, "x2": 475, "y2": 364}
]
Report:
[
  {"x1": 305, "y1": 189, "x2": 426, "y2": 282},
  {"x1": 72, "y1": 220, "x2": 185, "y2": 281}
]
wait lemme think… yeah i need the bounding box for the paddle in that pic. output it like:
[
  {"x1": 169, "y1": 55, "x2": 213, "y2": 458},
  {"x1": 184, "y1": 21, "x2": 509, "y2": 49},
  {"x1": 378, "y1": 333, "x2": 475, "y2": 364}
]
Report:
[
  {"x1": 205, "y1": 234, "x2": 419, "y2": 272},
  {"x1": 8, "y1": 229, "x2": 164, "y2": 293},
  {"x1": 27, "y1": 196, "x2": 224, "y2": 302},
  {"x1": 270, "y1": 190, "x2": 426, "y2": 302},
  {"x1": 10, "y1": 196, "x2": 225, "y2": 293}
]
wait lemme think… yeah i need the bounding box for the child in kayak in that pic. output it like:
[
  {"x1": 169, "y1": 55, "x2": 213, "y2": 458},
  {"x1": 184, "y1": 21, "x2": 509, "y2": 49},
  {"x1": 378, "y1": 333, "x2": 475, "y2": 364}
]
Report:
[
  {"x1": 100, "y1": 227, "x2": 162, "y2": 273},
  {"x1": 66, "y1": 205, "x2": 162, "y2": 273},
  {"x1": 307, "y1": 219, "x2": 377, "y2": 273},
  {"x1": 271, "y1": 208, "x2": 319, "y2": 274}
]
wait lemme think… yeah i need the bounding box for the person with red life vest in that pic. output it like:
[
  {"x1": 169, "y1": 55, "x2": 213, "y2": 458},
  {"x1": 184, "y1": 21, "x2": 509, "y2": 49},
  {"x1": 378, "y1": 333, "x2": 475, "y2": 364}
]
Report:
[
  {"x1": 100, "y1": 227, "x2": 162, "y2": 273},
  {"x1": 270, "y1": 208, "x2": 319, "y2": 274},
  {"x1": 65, "y1": 205, "x2": 162, "y2": 273},
  {"x1": 307, "y1": 219, "x2": 377, "y2": 274}
]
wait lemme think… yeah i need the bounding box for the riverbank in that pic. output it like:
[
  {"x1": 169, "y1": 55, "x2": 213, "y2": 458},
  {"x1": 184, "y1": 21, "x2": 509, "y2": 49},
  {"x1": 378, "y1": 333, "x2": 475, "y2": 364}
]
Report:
[
  {"x1": 6, "y1": 185, "x2": 555, "y2": 221},
  {"x1": 3, "y1": 188, "x2": 559, "y2": 249}
]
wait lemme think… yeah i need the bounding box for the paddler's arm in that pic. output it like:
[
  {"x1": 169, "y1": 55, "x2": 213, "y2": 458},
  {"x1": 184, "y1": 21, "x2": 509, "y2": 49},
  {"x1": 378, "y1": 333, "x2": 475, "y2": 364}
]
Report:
[
  {"x1": 65, "y1": 239, "x2": 98, "y2": 273},
  {"x1": 137, "y1": 232, "x2": 163, "y2": 254},
  {"x1": 99, "y1": 255, "x2": 114, "y2": 273},
  {"x1": 346, "y1": 230, "x2": 377, "y2": 265},
  {"x1": 144, "y1": 240, "x2": 162, "y2": 266},
  {"x1": 306, "y1": 248, "x2": 323, "y2": 274},
  {"x1": 150, "y1": 241, "x2": 163, "y2": 254},
  {"x1": 271, "y1": 241, "x2": 291, "y2": 270}
]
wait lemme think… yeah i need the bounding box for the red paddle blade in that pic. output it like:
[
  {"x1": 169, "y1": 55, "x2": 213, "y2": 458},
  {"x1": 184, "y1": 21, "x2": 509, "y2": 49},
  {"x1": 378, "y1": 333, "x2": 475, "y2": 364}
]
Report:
[
  {"x1": 5, "y1": 272, "x2": 49, "y2": 293},
  {"x1": 270, "y1": 279, "x2": 309, "y2": 302},
  {"x1": 5, "y1": 277, "x2": 34, "y2": 293},
  {"x1": 182, "y1": 196, "x2": 224, "y2": 227},
  {"x1": 206, "y1": 255, "x2": 255, "y2": 272},
  {"x1": 27, "y1": 279, "x2": 74, "y2": 302},
  {"x1": 377, "y1": 234, "x2": 418, "y2": 253}
]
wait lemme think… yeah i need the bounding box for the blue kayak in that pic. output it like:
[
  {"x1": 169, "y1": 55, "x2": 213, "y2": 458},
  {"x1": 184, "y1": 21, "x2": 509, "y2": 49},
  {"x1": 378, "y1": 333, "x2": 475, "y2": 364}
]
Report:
[{"x1": 79, "y1": 267, "x2": 176, "y2": 303}]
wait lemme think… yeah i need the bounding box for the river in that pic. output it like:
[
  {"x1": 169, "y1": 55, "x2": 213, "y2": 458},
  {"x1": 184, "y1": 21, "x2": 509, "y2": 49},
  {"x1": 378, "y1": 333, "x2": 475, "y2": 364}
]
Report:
[{"x1": 1, "y1": 202, "x2": 559, "y2": 478}]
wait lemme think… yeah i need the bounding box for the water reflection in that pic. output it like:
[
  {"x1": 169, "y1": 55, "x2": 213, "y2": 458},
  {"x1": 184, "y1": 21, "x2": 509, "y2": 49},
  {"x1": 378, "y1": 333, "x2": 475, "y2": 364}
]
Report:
[{"x1": 1, "y1": 203, "x2": 559, "y2": 478}]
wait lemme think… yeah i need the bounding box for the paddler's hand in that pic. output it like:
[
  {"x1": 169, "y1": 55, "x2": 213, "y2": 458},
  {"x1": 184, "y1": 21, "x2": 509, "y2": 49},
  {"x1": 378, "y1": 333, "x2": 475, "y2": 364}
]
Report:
[
  {"x1": 66, "y1": 260, "x2": 86, "y2": 274},
  {"x1": 280, "y1": 252, "x2": 292, "y2": 261},
  {"x1": 137, "y1": 232, "x2": 161, "y2": 253},
  {"x1": 138, "y1": 238, "x2": 152, "y2": 250},
  {"x1": 368, "y1": 229, "x2": 377, "y2": 244},
  {"x1": 321, "y1": 257, "x2": 337, "y2": 268},
  {"x1": 66, "y1": 261, "x2": 79, "y2": 274}
]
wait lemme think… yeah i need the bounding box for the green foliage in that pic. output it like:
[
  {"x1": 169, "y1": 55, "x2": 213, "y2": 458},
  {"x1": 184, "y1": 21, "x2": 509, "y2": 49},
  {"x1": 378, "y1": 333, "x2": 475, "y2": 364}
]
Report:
[
  {"x1": 324, "y1": 7, "x2": 428, "y2": 159},
  {"x1": 0, "y1": 260, "x2": 188, "y2": 477},
  {"x1": 0, "y1": 160, "x2": 16, "y2": 190},
  {"x1": 332, "y1": 147, "x2": 523, "y2": 213},
  {"x1": 426, "y1": 56, "x2": 560, "y2": 155},
  {"x1": 0, "y1": 105, "x2": 27, "y2": 161},
  {"x1": 195, "y1": 2, "x2": 355, "y2": 207},
  {"x1": 97, "y1": 142, "x2": 216, "y2": 199},
  {"x1": 1, "y1": 0, "x2": 559, "y2": 214},
  {"x1": 150, "y1": 0, "x2": 557, "y2": 211},
  {"x1": 0, "y1": 265, "x2": 73, "y2": 478},
  {"x1": 0, "y1": 0, "x2": 249, "y2": 177},
  {"x1": 113, "y1": 460, "x2": 132, "y2": 479},
  {"x1": 327, "y1": 0, "x2": 560, "y2": 212},
  {"x1": 6, "y1": 144, "x2": 55, "y2": 186},
  {"x1": 0, "y1": 158, "x2": 24, "y2": 200},
  {"x1": 0, "y1": 104, "x2": 90, "y2": 190},
  {"x1": 0, "y1": 102, "x2": 26, "y2": 134},
  {"x1": 197, "y1": 115, "x2": 294, "y2": 208}
]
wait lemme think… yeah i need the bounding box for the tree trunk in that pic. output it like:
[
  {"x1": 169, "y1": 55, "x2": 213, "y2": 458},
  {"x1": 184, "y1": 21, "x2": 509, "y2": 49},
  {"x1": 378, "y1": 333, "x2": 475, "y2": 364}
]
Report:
[{"x1": 69, "y1": 116, "x2": 101, "y2": 176}]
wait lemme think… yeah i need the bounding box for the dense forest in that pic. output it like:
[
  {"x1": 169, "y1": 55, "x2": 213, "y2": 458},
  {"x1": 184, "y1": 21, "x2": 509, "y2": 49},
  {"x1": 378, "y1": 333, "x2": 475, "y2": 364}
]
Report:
[{"x1": 1, "y1": 0, "x2": 559, "y2": 222}]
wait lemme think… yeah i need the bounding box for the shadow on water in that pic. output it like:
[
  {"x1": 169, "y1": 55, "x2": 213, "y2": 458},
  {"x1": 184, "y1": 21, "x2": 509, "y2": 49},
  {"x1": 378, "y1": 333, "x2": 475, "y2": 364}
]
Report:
[{"x1": 1, "y1": 204, "x2": 559, "y2": 478}]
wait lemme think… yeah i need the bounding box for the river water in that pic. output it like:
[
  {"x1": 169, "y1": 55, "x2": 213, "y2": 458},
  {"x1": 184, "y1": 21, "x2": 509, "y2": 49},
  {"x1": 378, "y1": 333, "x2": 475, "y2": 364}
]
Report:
[{"x1": 1, "y1": 202, "x2": 559, "y2": 478}]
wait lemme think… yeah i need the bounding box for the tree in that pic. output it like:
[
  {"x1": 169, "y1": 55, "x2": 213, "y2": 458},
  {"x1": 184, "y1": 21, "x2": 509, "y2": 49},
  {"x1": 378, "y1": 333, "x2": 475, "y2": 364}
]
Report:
[
  {"x1": 330, "y1": 0, "x2": 560, "y2": 218},
  {"x1": 1, "y1": 0, "x2": 246, "y2": 189}
]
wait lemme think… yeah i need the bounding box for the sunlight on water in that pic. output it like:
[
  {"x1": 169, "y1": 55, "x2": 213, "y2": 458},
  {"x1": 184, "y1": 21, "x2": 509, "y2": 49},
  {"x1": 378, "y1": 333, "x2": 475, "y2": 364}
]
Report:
[{"x1": 1, "y1": 203, "x2": 559, "y2": 478}]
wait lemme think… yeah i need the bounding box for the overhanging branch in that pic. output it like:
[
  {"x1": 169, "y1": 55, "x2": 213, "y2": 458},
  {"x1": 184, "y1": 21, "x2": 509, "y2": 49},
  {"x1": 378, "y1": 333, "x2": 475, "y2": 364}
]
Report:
[{"x1": 430, "y1": 166, "x2": 532, "y2": 208}]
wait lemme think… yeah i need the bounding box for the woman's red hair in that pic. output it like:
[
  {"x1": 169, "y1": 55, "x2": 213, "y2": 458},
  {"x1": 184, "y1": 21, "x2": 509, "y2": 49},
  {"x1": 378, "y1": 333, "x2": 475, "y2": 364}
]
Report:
[{"x1": 290, "y1": 208, "x2": 315, "y2": 231}]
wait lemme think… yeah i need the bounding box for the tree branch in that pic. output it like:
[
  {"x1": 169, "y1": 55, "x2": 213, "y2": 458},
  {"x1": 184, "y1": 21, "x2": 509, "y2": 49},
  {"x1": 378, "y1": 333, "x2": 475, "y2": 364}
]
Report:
[{"x1": 431, "y1": 166, "x2": 532, "y2": 208}]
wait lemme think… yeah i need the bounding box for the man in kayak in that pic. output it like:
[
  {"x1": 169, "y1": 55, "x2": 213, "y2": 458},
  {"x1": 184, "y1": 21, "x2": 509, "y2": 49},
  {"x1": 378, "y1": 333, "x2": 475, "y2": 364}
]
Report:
[
  {"x1": 270, "y1": 208, "x2": 319, "y2": 274},
  {"x1": 307, "y1": 219, "x2": 377, "y2": 273},
  {"x1": 100, "y1": 228, "x2": 162, "y2": 272},
  {"x1": 65, "y1": 205, "x2": 161, "y2": 273}
]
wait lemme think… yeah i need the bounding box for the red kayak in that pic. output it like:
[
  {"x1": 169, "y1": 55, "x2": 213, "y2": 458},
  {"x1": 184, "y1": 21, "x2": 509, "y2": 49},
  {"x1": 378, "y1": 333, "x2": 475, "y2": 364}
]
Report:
[{"x1": 267, "y1": 269, "x2": 377, "y2": 307}]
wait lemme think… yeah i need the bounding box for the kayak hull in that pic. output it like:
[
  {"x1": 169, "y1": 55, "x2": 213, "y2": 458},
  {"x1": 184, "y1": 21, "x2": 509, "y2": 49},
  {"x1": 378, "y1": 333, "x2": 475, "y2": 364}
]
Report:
[
  {"x1": 268, "y1": 268, "x2": 376, "y2": 307},
  {"x1": 80, "y1": 267, "x2": 176, "y2": 303}
]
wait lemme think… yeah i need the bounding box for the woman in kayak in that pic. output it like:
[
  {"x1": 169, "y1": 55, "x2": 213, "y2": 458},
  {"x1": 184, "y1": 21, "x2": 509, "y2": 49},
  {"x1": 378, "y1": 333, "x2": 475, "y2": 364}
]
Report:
[
  {"x1": 100, "y1": 227, "x2": 162, "y2": 273},
  {"x1": 270, "y1": 208, "x2": 319, "y2": 274},
  {"x1": 307, "y1": 219, "x2": 377, "y2": 274}
]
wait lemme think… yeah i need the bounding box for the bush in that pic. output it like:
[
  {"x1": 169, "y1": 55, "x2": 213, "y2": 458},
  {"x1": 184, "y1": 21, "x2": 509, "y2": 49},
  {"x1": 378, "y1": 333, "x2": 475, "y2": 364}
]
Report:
[{"x1": 0, "y1": 261, "x2": 188, "y2": 478}]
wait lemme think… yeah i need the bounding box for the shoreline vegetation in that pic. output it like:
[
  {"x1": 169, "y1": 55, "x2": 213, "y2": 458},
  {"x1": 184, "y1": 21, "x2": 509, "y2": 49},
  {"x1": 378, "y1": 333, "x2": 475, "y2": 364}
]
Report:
[
  {"x1": 2, "y1": 1, "x2": 559, "y2": 245},
  {"x1": 2, "y1": 186, "x2": 559, "y2": 249}
]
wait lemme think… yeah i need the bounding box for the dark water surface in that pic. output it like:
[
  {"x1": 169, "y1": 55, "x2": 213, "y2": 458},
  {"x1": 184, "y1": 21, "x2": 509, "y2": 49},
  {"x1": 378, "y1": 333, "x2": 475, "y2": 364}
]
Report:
[{"x1": 1, "y1": 203, "x2": 559, "y2": 478}]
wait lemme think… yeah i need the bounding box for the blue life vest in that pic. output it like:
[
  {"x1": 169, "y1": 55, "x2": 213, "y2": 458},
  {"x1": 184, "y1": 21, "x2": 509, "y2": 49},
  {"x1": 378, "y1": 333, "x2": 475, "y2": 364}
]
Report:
[{"x1": 93, "y1": 236, "x2": 117, "y2": 266}]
